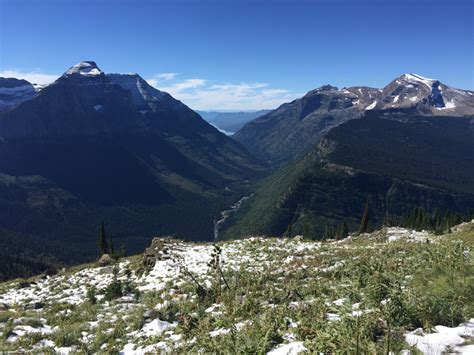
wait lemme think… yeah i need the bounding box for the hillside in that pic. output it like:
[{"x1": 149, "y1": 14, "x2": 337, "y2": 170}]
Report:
[
  {"x1": 0, "y1": 62, "x2": 264, "y2": 272},
  {"x1": 0, "y1": 222, "x2": 473, "y2": 353},
  {"x1": 234, "y1": 74, "x2": 474, "y2": 165},
  {"x1": 220, "y1": 110, "x2": 474, "y2": 239}
]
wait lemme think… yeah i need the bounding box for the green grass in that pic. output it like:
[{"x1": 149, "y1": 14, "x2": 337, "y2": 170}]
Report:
[{"x1": 0, "y1": 225, "x2": 472, "y2": 353}]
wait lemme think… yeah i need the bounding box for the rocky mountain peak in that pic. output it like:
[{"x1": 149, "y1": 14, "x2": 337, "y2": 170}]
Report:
[{"x1": 64, "y1": 61, "x2": 104, "y2": 77}]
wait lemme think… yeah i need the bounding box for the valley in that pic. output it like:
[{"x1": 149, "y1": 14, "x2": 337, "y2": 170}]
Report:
[{"x1": 1, "y1": 1, "x2": 473, "y2": 354}]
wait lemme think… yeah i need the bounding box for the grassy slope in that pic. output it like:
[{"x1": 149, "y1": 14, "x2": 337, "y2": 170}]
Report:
[{"x1": 0, "y1": 223, "x2": 472, "y2": 353}]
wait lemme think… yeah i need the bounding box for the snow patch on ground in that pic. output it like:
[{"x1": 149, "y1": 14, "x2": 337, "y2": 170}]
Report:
[
  {"x1": 405, "y1": 319, "x2": 474, "y2": 354},
  {"x1": 267, "y1": 341, "x2": 307, "y2": 355},
  {"x1": 385, "y1": 227, "x2": 430, "y2": 243}
]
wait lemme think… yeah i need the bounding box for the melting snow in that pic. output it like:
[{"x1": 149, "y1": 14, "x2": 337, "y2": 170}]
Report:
[
  {"x1": 436, "y1": 99, "x2": 456, "y2": 110},
  {"x1": 386, "y1": 227, "x2": 430, "y2": 243},
  {"x1": 66, "y1": 62, "x2": 103, "y2": 76},
  {"x1": 365, "y1": 101, "x2": 377, "y2": 110},
  {"x1": 267, "y1": 341, "x2": 307, "y2": 355},
  {"x1": 405, "y1": 319, "x2": 474, "y2": 354},
  {"x1": 402, "y1": 73, "x2": 435, "y2": 90},
  {"x1": 139, "y1": 319, "x2": 177, "y2": 336}
]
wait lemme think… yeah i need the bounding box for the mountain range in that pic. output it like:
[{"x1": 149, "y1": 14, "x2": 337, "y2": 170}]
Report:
[
  {"x1": 234, "y1": 73, "x2": 474, "y2": 165},
  {"x1": 1, "y1": 65, "x2": 473, "y2": 279},
  {"x1": 220, "y1": 74, "x2": 474, "y2": 239},
  {"x1": 0, "y1": 61, "x2": 263, "y2": 274}
]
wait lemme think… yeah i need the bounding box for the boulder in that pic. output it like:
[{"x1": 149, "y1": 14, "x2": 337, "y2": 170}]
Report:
[
  {"x1": 98, "y1": 254, "x2": 112, "y2": 267},
  {"x1": 143, "y1": 237, "x2": 174, "y2": 270},
  {"x1": 143, "y1": 309, "x2": 159, "y2": 321},
  {"x1": 0, "y1": 302, "x2": 10, "y2": 311},
  {"x1": 293, "y1": 235, "x2": 304, "y2": 241}
]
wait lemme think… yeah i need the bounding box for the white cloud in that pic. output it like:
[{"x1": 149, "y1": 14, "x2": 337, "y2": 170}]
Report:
[
  {"x1": 0, "y1": 70, "x2": 59, "y2": 85},
  {"x1": 159, "y1": 78, "x2": 207, "y2": 96},
  {"x1": 147, "y1": 72, "x2": 179, "y2": 87},
  {"x1": 0, "y1": 68, "x2": 300, "y2": 110},
  {"x1": 156, "y1": 72, "x2": 178, "y2": 81},
  {"x1": 148, "y1": 74, "x2": 300, "y2": 110}
]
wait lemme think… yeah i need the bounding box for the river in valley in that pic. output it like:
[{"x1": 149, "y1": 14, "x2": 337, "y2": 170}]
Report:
[{"x1": 213, "y1": 193, "x2": 253, "y2": 240}]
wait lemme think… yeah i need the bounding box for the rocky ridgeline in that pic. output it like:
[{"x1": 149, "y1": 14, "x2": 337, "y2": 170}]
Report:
[{"x1": 0, "y1": 223, "x2": 473, "y2": 354}]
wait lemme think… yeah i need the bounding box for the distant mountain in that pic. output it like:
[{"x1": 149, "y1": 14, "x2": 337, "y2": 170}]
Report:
[
  {"x1": 198, "y1": 110, "x2": 271, "y2": 134},
  {"x1": 0, "y1": 77, "x2": 42, "y2": 113},
  {"x1": 234, "y1": 74, "x2": 474, "y2": 165},
  {"x1": 0, "y1": 61, "x2": 264, "y2": 270},
  {"x1": 221, "y1": 109, "x2": 474, "y2": 240}
]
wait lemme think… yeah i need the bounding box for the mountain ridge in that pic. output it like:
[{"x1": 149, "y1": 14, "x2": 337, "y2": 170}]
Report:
[{"x1": 234, "y1": 73, "x2": 474, "y2": 165}]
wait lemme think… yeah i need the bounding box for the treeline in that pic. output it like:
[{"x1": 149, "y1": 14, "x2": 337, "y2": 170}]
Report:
[
  {"x1": 385, "y1": 207, "x2": 470, "y2": 235},
  {"x1": 284, "y1": 202, "x2": 473, "y2": 241},
  {"x1": 0, "y1": 228, "x2": 62, "y2": 281}
]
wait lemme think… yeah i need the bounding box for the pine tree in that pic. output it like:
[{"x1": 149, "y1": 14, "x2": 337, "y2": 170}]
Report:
[
  {"x1": 109, "y1": 235, "x2": 114, "y2": 258},
  {"x1": 358, "y1": 199, "x2": 370, "y2": 234},
  {"x1": 324, "y1": 225, "x2": 335, "y2": 239},
  {"x1": 118, "y1": 244, "x2": 127, "y2": 258},
  {"x1": 338, "y1": 221, "x2": 349, "y2": 239},
  {"x1": 284, "y1": 223, "x2": 293, "y2": 238},
  {"x1": 303, "y1": 222, "x2": 311, "y2": 239},
  {"x1": 98, "y1": 220, "x2": 108, "y2": 256}
]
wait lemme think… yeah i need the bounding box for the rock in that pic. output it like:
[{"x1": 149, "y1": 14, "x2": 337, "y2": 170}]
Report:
[
  {"x1": 44, "y1": 268, "x2": 58, "y2": 276},
  {"x1": 18, "y1": 281, "x2": 30, "y2": 288},
  {"x1": 293, "y1": 235, "x2": 304, "y2": 241},
  {"x1": 0, "y1": 302, "x2": 10, "y2": 311},
  {"x1": 98, "y1": 254, "x2": 112, "y2": 267},
  {"x1": 143, "y1": 309, "x2": 159, "y2": 321},
  {"x1": 24, "y1": 302, "x2": 44, "y2": 310},
  {"x1": 143, "y1": 237, "x2": 174, "y2": 270}
]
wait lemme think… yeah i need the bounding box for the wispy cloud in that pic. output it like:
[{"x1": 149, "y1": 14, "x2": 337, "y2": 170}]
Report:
[
  {"x1": 159, "y1": 78, "x2": 207, "y2": 96},
  {"x1": 0, "y1": 70, "x2": 59, "y2": 85},
  {"x1": 155, "y1": 72, "x2": 178, "y2": 81},
  {"x1": 0, "y1": 68, "x2": 300, "y2": 110},
  {"x1": 147, "y1": 72, "x2": 179, "y2": 87},
  {"x1": 148, "y1": 74, "x2": 300, "y2": 110}
]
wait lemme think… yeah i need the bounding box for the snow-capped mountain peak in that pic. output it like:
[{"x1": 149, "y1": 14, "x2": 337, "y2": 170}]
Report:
[
  {"x1": 65, "y1": 61, "x2": 103, "y2": 77},
  {"x1": 400, "y1": 73, "x2": 436, "y2": 89}
]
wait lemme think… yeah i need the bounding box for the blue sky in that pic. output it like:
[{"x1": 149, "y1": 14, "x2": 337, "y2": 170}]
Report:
[{"x1": 1, "y1": 0, "x2": 472, "y2": 110}]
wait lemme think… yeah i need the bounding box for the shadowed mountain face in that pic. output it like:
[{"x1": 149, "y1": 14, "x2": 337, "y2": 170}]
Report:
[
  {"x1": 220, "y1": 110, "x2": 474, "y2": 240},
  {"x1": 0, "y1": 61, "x2": 264, "y2": 265},
  {"x1": 234, "y1": 74, "x2": 474, "y2": 166}
]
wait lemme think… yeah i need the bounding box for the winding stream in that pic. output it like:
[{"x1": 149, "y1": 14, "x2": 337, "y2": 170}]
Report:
[{"x1": 213, "y1": 193, "x2": 254, "y2": 240}]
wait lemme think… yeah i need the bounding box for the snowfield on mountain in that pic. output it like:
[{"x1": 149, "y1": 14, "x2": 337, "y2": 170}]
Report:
[{"x1": 0, "y1": 222, "x2": 473, "y2": 354}]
